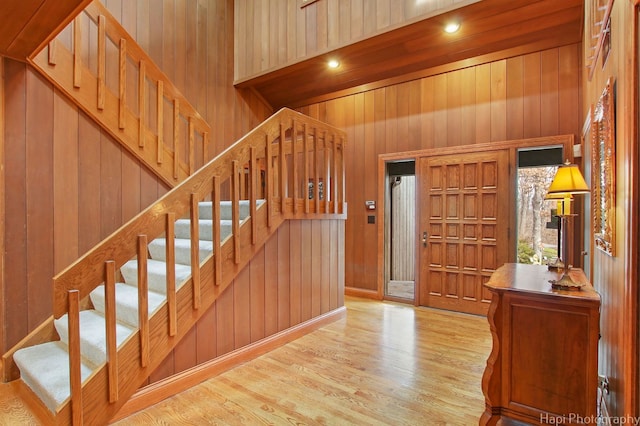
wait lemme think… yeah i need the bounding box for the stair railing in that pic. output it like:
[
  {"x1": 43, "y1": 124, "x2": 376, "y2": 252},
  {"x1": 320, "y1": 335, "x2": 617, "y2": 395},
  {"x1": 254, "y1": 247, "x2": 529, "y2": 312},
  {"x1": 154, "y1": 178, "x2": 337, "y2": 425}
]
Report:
[
  {"x1": 29, "y1": 0, "x2": 210, "y2": 187},
  {"x1": 7, "y1": 108, "x2": 345, "y2": 425}
]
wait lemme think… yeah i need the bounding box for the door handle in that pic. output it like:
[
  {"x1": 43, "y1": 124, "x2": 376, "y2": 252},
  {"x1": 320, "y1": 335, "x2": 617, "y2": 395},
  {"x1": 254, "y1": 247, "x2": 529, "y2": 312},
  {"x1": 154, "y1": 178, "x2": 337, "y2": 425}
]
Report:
[{"x1": 422, "y1": 231, "x2": 428, "y2": 247}]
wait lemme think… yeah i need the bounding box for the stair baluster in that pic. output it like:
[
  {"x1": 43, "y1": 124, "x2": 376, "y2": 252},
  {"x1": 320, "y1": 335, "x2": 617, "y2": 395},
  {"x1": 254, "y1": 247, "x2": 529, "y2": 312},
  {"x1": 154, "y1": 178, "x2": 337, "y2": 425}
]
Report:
[
  {"x1": 212, "y1": 176, "x2": 222, "y2": 286},
  {"x1": 105, "y1": 260, "x2": 119, "y2": 403},
  {"x1": 165, "y1": 213, "x2": 177, "y2": 337},
  {"x1": 190, "y1": 193, "x2": 201, "y2": 310},
  {"x1": 67, "y1": 290, "x2": 83, "y2": 426},
  {"x1": 137, "y1": 235, "x2": 150, "y2": 368}
]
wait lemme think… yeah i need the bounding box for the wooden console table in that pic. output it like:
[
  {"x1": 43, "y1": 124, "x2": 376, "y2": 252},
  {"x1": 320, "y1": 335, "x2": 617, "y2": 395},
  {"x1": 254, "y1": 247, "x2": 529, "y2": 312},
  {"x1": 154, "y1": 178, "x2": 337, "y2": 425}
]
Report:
[{"x1": 480, "y1": 263, "x2": 600, "y2": 425}]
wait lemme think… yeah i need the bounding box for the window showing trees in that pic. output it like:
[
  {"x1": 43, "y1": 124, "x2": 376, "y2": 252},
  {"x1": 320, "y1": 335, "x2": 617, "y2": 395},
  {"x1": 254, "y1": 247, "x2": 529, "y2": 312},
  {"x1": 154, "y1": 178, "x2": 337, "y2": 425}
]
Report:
[{"x1": 516, "y1": 147, "x2": 563, "y2": 265}]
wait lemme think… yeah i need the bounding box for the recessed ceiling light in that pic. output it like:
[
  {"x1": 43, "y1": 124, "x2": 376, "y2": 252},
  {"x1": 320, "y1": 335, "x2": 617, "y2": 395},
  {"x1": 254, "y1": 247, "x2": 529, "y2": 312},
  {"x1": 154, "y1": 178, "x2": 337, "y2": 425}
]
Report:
[
  {"x1": 444, "y1": 22, "x2": 460, "y2": 33},
  {"x1": 328, "y1": 59, "x2": 340, "y2": 69}
]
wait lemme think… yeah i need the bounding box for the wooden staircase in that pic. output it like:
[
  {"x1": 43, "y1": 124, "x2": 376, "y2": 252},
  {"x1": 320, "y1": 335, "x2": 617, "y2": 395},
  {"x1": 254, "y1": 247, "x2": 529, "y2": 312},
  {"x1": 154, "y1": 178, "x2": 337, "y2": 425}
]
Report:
[
  {"x1": 2, "y1": 106, "x2": 347, "y2": 425},
  {"x1": 29, "y1": 0, "x2": 210, "y2": 188}
]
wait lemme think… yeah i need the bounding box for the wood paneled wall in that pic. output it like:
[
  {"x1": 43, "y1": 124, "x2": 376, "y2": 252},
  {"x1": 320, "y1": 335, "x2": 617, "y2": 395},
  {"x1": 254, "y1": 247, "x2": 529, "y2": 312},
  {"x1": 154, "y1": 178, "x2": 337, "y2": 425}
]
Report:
[
  {"x1": 233, "y1": 0, "x2": 478, "y2": 81},
  {"x1": 1, "y1": 0, "x2": 272, "y2": 355},
  {"x1": 297, "y1": 44, "x2": 582, "y2": 292},
  {"x1": 144, "y1": 219, "x2": 345, "y2": 385},
  {"x1": 582, "y1": 0, "x2": 638, "y2": 418}
]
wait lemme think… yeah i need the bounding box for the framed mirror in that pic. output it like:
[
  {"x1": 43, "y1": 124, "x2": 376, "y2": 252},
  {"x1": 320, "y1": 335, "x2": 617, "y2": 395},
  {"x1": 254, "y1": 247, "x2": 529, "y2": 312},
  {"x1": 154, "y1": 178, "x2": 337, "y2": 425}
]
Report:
[{"x1": 591, "y1": 78, "x2": 616, "y2": 256}]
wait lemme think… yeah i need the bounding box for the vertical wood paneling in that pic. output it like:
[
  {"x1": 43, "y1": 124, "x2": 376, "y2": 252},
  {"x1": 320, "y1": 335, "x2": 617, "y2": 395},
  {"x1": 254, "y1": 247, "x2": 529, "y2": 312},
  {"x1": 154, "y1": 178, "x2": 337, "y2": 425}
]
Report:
[
  {"x1": 557, "y1": 44, "x2": 580, "y2": 136},
  {"x1": 489, "y1": 60, "x2": 506, "y2": 142},
  {"x1": 249, "y1": 246, "x2": 266, "y2": 342},
  {"x1": 233, "y1": 265, "x2": 251, "y2": 349},
  {"x1": 320, "y1": 220, "x2": 331, "y2": 313},
  {"x1": 277, "y1": 222, "x2": 290, "y2": 331},
  {"x1": 329, "y1": 220, "x2": 338, "y2": 310},
  {"x1": 420, "y1": 78, "x2": 434, "y2": 149},
  {"x1": 264, "y1": 232, "x2": 279, "y2": 336},
  {"x1": 195, "y1": 302, "x2": 216, "y2": 363},
  {"x1": 215, "y1": 282, "x2": 234, "y2": 356},
  {"x1": 433, "y1": 74, "x2": 447, "y2": 148},
  {"x1": 100, "y1": 132, "x2": 122, "y2": 237},
  {"x1": 300, "y1": 220, "x2": 313, "y2": 321},
  {"x1": 475, "y1": 63, "x2": 491, "y2": 144},
  {"x1": 396, "y1": 83, "x2": 410, "y2": 152},
  {"x1": 311, "y1": 221, "x2": 322, "y2": 317},
  {"x1": 173, "y1": 325, "x2": 196, "y2": 373},
  {"x1": 460, "y1": 67, "x2": 476, "y2": 145},
  {"x1": 305, "y1": 1, "x2": 317, "y2": 54},
  {"x1": 447, "y1": 70, "x2": 462, "y2": 146},
  {"x1": 407, "y1": 79, "x2": 422, "y2": 151},
  {"x1": 149, "y1": 351, "x2": 173, "y2": 384},
  {"x1": 26, "y1": 68, "x2": 54, "y2": 329},
  {"x1": 289, "y1": 221, "x2": 302, "y2": 326},
  {"x1": 53, "y1": 92, "x2": 79, "y2": 273},
  {"x1": 161, "y1": 219, "x2": 345, "y2": 383},
  {"x1": 3, "y1": 61, "x2": 28, "y2": 350},
  {"x1": 523, "y1": 52, "x2": 542, "y2": 138},
  {"x1": 78, "y1": 113, "x2": 102, "y2": 253},
  {"x1": 540, "y1": 49, "x2": 559, "y2": 136},
  {"x1": 506, "y1": 56, "x2": 524, "y2": 140},
  {"x1": 0, "y1": 58, "x2": 4, "y2": 356},
  {"x1": 297, "y1": 46, "x2": 581, "y2": 292},
  {"x1": 121, "y1": 150, "x2": 141, "y2": 224}
]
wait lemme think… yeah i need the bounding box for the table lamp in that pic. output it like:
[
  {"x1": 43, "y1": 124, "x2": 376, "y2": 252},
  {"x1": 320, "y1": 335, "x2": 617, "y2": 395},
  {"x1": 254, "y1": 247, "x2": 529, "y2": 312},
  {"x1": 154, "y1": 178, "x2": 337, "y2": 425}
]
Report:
[{"x1": 545, "y1": 160, "x2": 590, "y2": 290}]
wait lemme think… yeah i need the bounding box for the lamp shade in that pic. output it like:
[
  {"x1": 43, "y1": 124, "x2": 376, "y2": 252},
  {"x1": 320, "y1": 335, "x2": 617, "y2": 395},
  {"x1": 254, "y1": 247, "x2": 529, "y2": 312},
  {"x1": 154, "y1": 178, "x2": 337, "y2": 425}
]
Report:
[{"x1": 547, "y1": 161, "x2": 590, "y2": 195}]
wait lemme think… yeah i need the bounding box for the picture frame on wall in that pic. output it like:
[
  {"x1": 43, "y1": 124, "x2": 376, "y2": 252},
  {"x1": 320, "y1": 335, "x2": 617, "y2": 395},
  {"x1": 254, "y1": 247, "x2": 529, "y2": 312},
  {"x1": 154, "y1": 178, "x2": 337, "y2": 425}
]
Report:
[{"x1": 591, "y1": 77, "x2": 616, "y2": 256}]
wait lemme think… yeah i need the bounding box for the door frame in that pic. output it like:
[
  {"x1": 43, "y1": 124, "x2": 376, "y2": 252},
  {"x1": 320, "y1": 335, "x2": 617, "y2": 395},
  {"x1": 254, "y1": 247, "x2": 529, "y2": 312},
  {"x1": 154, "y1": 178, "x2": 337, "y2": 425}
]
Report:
[{"x1": 377, "y1": 134, "x2": 575, "y2": 308}]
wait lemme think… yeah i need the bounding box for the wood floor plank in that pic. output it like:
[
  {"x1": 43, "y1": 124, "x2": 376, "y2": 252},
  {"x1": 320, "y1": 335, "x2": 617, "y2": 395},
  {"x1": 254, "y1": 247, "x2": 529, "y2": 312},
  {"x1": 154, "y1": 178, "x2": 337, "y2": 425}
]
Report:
[{"x1": 114, "y1": 297, "x2": 491, "y2": 425}]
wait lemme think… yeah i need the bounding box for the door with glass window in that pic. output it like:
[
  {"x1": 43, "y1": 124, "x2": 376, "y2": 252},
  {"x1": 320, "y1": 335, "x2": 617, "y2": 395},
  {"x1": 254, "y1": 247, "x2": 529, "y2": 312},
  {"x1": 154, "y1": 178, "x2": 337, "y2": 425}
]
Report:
[{"x1": 418, "y1": 150, "x2": 510, "y2": 315}]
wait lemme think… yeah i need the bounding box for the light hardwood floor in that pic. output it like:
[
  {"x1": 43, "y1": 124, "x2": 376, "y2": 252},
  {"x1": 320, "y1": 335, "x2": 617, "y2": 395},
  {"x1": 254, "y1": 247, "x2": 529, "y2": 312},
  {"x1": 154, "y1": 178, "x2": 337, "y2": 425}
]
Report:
[{"x1": 113, "y1": 297, "x2": 492, "y2": 425}]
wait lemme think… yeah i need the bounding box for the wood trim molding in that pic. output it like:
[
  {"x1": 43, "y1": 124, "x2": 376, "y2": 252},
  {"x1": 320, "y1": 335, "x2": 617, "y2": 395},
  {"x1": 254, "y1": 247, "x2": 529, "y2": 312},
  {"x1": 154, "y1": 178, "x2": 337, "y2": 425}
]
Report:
[
  {"x1": 0, "y1": 57, "x2": 5, "y2": 362},
  {"x1": 344, "y1": 287, "x2": 382, "y2": 300},
  {"x1": 113, "y1": 306, "x2": 347, "y2": 421}
]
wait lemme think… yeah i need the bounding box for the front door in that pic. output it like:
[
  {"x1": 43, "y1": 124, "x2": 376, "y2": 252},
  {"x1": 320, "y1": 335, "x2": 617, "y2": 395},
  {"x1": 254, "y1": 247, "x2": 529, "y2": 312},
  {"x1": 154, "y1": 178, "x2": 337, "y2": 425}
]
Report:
[{"x1": 418, "y1": 150, "x2": 510, "y2": 315}]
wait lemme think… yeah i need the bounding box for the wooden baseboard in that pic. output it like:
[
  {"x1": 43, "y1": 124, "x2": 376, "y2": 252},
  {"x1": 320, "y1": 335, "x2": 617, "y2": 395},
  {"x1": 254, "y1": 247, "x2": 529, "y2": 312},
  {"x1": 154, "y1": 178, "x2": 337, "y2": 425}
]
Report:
[
  {"x1": 113, "y1": 306, "x2": 347, "y2": 422},
  {"x1": 345, "y1": 286, "x2": 382, "y2": 300}
]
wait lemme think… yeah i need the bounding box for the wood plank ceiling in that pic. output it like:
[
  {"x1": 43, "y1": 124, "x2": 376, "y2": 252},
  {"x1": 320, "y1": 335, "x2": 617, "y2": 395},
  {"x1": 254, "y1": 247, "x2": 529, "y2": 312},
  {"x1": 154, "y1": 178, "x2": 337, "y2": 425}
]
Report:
[
  {"x1": 235, "y1": 0, "x2": 584, "y2": 109},
  {"x1": 0, "y1": 0, "x2": 92, "y2": 61}
]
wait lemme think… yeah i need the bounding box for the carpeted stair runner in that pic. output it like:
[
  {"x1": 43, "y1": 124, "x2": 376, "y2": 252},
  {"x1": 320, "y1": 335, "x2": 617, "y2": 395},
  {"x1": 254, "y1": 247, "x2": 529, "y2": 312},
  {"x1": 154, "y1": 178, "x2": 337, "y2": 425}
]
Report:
[{"x1": 13, "y1": 200, "x2": 263, "y2": 413}]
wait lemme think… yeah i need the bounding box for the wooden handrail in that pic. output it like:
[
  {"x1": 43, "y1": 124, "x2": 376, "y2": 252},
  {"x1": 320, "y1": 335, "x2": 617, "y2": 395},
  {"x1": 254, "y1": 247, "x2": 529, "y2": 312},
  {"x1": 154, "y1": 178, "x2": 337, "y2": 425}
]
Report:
[{"x1": 28, "y1": 0, "x2": 210, "y2": 187}]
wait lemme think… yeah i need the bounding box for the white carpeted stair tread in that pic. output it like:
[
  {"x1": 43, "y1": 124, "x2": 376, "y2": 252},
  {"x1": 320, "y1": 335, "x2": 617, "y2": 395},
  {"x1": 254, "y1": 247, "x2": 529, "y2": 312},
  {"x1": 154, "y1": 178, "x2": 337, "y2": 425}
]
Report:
[
  {"x1": 13, "y1": 341, "x2": 96, "y2": 413},
  {"x1": 174, "y1": 218, "x2": 232, "y2": 242},
  {"x1": 90, "y1": 283, "x2": 166, "y2": 327},
  {"x1": 198, "y1": 199, "x2": 264, "y2": 221},
  {"x1": 148, "y1": 238, "x2": 214, "y2": 265},
  {"x1": 120, "y1": 259, "x2": 192, "y2": 294},
  {"x1": 54, "y1": 310, "x2": 135, "y2": 367}
]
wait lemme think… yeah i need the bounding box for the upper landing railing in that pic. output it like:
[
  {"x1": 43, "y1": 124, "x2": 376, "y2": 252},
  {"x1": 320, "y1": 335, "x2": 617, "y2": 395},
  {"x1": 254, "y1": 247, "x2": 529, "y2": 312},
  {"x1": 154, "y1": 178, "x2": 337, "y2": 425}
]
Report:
[{"x1": 30, "y1": 1, "x2": 210, "y2": 186}]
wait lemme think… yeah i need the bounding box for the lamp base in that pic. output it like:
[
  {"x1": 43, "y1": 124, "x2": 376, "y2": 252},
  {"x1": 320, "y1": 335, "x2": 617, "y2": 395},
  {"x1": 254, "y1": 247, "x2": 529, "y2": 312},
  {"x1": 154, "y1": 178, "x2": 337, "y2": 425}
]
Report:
[
  {"x1": 547, "y1": 258, "x2": 564, "y2": 271},
  {"x1": 550, "y1": 271, "x2": 585, "y2": 291}
]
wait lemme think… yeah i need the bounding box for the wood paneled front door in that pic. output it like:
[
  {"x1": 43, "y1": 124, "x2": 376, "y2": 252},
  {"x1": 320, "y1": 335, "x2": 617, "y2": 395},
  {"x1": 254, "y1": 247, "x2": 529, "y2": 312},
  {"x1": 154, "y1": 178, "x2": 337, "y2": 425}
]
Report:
[{"x1": 418, "y1": 150, "x2": 510, "y2": 315}]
